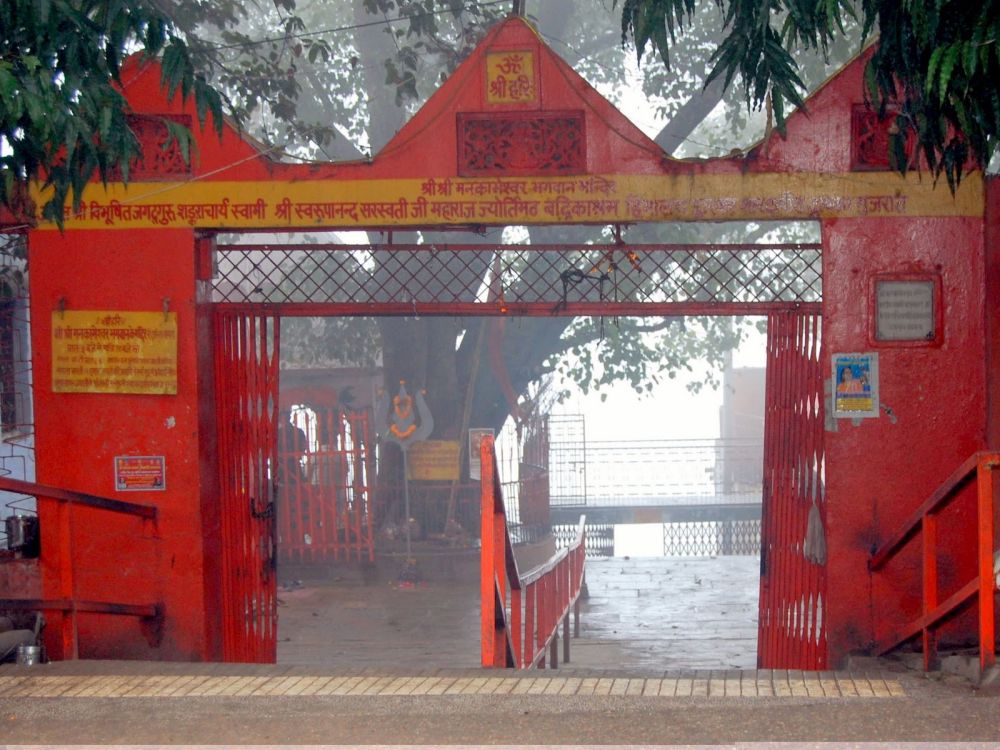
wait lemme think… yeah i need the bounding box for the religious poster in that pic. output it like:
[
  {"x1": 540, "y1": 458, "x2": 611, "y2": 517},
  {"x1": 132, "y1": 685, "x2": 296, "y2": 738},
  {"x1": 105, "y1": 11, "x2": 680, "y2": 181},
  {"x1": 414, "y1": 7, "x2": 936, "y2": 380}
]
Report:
[
  {"x1": 114, "y1": 455, "x2": 166, "y2": 491},
  {"x1": 832, "y1": 352, "x2": 879, "y2": 419},
  {"x1": 408, "y1": 440, "x2": 460, "y2": 481},
  {"x1": 52, "y1": 311, "x2": 178, "y2": 395}
]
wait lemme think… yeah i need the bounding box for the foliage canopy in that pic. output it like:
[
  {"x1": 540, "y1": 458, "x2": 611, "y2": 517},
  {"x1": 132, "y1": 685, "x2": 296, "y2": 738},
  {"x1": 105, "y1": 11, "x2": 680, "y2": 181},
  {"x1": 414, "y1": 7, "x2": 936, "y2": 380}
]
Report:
[
  {"x1": 0, "y1": 0, "x2": 225, "y2": 226},
  {"x1": 618, "y1": 0, "x2": 1000, "y2": 189}
]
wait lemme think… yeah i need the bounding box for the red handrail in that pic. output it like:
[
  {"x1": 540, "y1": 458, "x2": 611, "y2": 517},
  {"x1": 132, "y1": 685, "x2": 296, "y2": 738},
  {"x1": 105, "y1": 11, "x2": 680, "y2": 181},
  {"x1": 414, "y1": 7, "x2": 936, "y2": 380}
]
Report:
[
  {"x1": 869, "y1": 451, "x2": 999, "y2": 675},
  {"x1": 0, "y1": 477, "x2": 161, "y2": 659},
  {"x1": 480, "y1": 435, "x2": 586, "y2": 668}
]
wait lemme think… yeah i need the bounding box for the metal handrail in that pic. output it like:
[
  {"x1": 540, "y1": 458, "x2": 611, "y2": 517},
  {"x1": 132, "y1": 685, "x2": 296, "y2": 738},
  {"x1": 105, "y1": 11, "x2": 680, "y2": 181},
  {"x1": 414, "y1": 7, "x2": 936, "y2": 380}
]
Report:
[
  {"x1": 0, "y1": 477, "x2": 161, "y2": 658},
  {"x1": 869, "y1": 450, "x2": 999, "y2": 675},
  {"x1": 480, "y1": 434, "x2": 586, "y2": 668},
  {"x1": 0, "y1": 476, "x2": 157, "y2": 520}
]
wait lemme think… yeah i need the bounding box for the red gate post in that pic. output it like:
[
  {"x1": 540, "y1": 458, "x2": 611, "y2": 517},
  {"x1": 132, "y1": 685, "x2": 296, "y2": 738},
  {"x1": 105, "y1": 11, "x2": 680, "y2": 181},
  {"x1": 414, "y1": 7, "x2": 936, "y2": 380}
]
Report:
[{"x1": 976, "y1": 457, "x2": 996, "y2": 675}]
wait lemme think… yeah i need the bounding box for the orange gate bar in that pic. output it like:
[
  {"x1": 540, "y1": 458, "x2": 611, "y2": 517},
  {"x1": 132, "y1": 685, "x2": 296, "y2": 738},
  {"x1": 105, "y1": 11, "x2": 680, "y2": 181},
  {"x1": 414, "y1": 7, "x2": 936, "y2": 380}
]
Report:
[{"x1": 479, "y1": 434, "x2": 585, "y2": 669}]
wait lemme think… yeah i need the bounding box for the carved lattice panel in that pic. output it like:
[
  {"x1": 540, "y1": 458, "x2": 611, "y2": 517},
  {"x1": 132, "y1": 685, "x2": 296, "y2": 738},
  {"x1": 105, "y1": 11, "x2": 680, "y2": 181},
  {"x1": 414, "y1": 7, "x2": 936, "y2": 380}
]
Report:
[
  {"x1": 457, "y1": 111, "x2": 585, "y2": 176},
  {"x1": 851, "y1": 104, "x2": 912, "y2": 172},
  {"x1": 108, "y1": 114, "x2": 192, "y2": 181}
]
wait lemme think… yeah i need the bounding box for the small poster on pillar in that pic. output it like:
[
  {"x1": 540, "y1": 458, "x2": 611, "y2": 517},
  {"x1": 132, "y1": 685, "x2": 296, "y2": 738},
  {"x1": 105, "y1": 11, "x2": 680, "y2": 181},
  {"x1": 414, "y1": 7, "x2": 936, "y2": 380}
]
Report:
[
  {"x1": 51, "y1": 310, "x2": 178, "y2": 395},
  {"x1": 114, "y1": 455, "x2": 166, "y2": 491},
  {"x1": 832, "y1": 352, "x2": 879, "y2": 419}
]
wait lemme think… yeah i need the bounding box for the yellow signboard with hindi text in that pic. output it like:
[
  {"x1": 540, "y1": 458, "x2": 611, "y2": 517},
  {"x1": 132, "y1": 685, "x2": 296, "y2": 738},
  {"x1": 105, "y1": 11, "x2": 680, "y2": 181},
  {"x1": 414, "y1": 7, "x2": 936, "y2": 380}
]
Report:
[
  {"x1": 52, "y1": 310, "x2": 178, "y2": 395},
  {"x1": 408, "y1": 440, "x2": 461, "y2": 481}
]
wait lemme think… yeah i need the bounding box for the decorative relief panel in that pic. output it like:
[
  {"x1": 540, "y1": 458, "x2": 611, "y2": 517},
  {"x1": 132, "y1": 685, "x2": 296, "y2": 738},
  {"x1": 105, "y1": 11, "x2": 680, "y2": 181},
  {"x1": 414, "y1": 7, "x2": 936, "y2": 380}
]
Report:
[
  {"x1": 457, "y1": 111, "x2": 586, "y2": 176},
  {"x1": 851, "y1": 104, "x2": 910, "y2": 171},
  {"x1": 108, "y1": 114, "x2": 192, "y2": 181}
]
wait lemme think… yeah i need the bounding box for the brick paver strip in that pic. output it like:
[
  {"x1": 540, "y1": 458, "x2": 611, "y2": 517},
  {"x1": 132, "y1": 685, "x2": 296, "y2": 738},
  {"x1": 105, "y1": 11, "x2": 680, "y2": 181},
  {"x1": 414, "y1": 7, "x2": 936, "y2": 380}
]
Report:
[
  {"x1": 625, "y1": 678, "x2": 644, "y2": 696},
  {"x1": 772, "y1": 672, "x2": 792, "y2": 697},
  {"x1": 725, "y1": 673, "x2": 741, "y2": 697},
  {"x1": 788, "y1": 671, "x2": 809, "y2": 697},
  {"x1": 274, "y1": 676, "x2": 310, "y2": 695},
  {"x1": 349, "y1": 676, "x2": 382, "y2": 695},
  {"x1": 493, "y1": 678, "x2": 519, "y2": 695},
  {"x1": 802, "y1": 673, "x2": 823, "y2": 698},
  {"x1": 609, "y1": 678, "x2": 629, "y2": 696},
  {"x1": 394, "y1": 676, "x2": 427, "y2": 695},
  {"x1": 253, "y1": 676, "x2": 293, "y2": 696},
  {"x1": 850, "y1": 674, "x2": 876, "y2": 697},
  {"x1": 464, "y1": 677, "x2": 489, "y2": 694},
  {"x1": 106, "y1": 676, "x2": 149, "y2": 698},
  {"x1": 442, "y1": 677, "x2": 473, "y2": 694},
  {"x1": 537, "y1": 678, "x2": 560, "y2": 695},
  {"x1": 370, "y1": 677, "x2": 402, "y2": 695},
  {"x1": 869, "y1": 678, "x2": 892, "y2": 697},
  {"x1": 312, "y1": 676, "x2": 350, "y2": 695},
  {"x1": 195, "y1": 676, "x2": 232, "y2": 696},
  {"x1": 231, "y1": 677, "x2": 270, "y2": 696},
  {"x1": 833, "y1": 672, "x2": 858, "y2": 697},
  {"x1": 221, "y1": 675, "x2": 260, "y2": 696},
  {"x1": 297, "y1": 676, "x2": 340, "y2": 696},
  {"x1": 709, "y1": 672, "x2": 726, "y2": 696},
  {"x1": 471, "y1": 677, "x2": 500, "y2": 694},
  {"x1": 114, "y1": 676, "x2": 158, "y2": 697},
  {"x1": 332, "y1": 676, "x2": 365, "y2": 695},
  {"x1": 0, "y1": 677, "x2": 29, "y2": 696},
  {"x1": 168, "y1": 676, "x2": 210, "y2": 697},
  {"x1": 526, "y1": 677, "x2": 551, "y2": 694},
  {"x1": 886, "y1": 679, "x2": 906, "y2": 697},
  {"x1": 0, "y1": 671, "x2": 909, "y2": 699},
  {"x1": 285, "y1": 676, "x2": 323, "y2": 695},
  {"x1": 394, "y1": 676, "x2": 424, "y2": 694},
  {"x1": 425, "y1": 677, "x2": 457, "y2": 695},
  {"x1": 818, "y1": 672, "x2": 841, "y2": 697},
  {"x1": 590, "y1": 677, "x2": 614, "y2": 695},
  {"x1": 755, "y1": 677, "x2": 774, "y2": 697}
]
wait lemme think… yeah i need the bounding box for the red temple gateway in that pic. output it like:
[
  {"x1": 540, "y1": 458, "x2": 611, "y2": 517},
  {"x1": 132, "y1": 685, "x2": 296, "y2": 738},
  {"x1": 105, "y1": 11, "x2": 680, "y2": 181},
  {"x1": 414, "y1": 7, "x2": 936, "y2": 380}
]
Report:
[{"x1": 2, "y1": 16, "x2": 998, "y2": 673}]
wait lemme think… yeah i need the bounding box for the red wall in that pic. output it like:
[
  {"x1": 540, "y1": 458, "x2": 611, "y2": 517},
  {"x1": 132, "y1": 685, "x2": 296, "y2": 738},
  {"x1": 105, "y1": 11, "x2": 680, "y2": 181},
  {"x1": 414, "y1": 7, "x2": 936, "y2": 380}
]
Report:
[
  {"x1": 29, "y1": 227, "x2": 217, "y2": 660},
  {"x1": 822, "y1": 215, "x2": 987, "y2": 665}
]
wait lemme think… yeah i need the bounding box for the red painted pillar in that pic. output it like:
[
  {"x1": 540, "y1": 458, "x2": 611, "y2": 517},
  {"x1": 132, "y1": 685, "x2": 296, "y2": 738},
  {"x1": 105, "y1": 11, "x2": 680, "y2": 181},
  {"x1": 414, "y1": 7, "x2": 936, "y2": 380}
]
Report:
[{"x1": 29, "y1": 227, "x2": 218, "y2": 660}]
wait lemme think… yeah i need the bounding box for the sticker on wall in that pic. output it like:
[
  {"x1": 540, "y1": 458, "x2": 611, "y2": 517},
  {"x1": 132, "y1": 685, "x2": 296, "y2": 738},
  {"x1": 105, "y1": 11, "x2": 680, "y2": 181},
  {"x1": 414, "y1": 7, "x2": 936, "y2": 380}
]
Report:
[
  {"x1": 115, "y1": 455, "x2": 167, "y2": 491},
  {"x1": 832, "y1": 352, "x2": 879, "y2": 419}
]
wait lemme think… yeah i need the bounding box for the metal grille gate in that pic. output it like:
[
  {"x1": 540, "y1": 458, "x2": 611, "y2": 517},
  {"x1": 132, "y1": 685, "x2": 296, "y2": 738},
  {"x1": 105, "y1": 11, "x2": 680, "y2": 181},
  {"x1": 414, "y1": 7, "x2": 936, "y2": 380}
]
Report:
[
  {"x1": 276, "y1": 407, "x2": 376, "y2": 565},
  {"x1": 214, "y1": 311, "x2": 280, "y2": 662},
  {"x1": 209, "y1": 240, "x2": 825, "y2": 667},
  {"x1": 758, "y1": 310, "x2": 827, "y2": 669}
]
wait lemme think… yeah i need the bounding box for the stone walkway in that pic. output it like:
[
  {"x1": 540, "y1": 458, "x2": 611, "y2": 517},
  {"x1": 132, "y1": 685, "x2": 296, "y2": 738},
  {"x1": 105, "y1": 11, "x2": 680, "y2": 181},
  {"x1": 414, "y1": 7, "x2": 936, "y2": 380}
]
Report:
[{"x1": 277, "y1": 554, "x2": 760, "y2": 671}]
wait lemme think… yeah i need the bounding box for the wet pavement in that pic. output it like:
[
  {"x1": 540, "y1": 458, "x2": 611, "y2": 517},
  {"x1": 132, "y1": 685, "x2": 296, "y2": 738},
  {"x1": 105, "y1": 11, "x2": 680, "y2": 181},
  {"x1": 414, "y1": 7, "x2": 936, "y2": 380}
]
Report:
[
  {"x1": 2, "y1": 553, "x2": 998, "y2": 744},
  {"x1": 277, "y1": 554, "x2": 759, "y2": 672}
]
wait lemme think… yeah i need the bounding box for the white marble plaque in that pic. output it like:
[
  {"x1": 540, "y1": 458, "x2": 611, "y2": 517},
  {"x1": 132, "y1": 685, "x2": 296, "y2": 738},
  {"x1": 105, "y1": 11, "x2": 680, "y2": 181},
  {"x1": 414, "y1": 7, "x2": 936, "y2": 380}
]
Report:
[{"x1": 876, "y1": 279, "x2": 935, "y2": 341}]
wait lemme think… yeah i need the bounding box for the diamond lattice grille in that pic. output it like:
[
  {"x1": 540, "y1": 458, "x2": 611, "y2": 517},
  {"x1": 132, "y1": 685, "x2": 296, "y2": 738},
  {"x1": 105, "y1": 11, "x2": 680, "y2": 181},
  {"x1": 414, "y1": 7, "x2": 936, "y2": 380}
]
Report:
[{"x1": 213, "y1": 243, "x2": 821, "y2": 310}]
